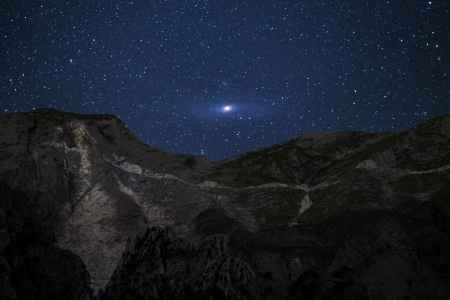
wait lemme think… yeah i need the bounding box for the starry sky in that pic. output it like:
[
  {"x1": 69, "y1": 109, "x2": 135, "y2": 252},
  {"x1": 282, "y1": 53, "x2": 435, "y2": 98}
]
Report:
[{"x1": 1, "y1": 1, "x2": 449, "y2": 161}]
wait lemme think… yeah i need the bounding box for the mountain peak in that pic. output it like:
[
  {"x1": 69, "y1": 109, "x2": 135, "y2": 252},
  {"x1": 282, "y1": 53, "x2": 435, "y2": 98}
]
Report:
[{"x1": 24, "y1": 107, "x2": 118, "y2": 122}]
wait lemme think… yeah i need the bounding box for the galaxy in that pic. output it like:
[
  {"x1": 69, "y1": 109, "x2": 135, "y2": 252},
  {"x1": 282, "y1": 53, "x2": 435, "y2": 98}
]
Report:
[
  {"x1": 191, "y1": 102, "x2": 265, "y2": 120},
  {"x1": 1, "y1": 1, "x2": 449, "y2": 161}
]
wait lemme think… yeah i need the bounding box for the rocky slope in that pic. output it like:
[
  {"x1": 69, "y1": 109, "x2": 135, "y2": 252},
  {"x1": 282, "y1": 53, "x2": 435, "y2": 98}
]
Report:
[
  {"x1": 98, "y1": 227, "x2": 260, "y2": 300},
  {"x1": 0, "y1": 180, "x2": 94, "y2": 300},
  {"x1": 0, "y1": 108, "x2": 450, "y2": 299}
]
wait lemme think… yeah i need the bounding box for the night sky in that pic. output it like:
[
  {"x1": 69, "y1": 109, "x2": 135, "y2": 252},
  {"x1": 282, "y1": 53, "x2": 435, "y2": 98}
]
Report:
[{"x1": 1, "y1": 1, "x2": 449, "y2": 161}]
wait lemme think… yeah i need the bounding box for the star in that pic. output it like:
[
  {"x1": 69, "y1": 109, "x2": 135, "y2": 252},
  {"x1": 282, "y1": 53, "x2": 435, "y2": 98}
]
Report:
[{"x1": 1, "y1": 0, "x2": 448, "y2": 161}]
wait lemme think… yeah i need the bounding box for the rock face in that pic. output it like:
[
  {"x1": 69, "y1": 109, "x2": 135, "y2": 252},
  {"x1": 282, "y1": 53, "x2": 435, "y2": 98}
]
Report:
[
  {"x1": 0, "y1": 108, "x2": 450, "y2": 299},
  {"x1": 0, "y1": 180, "x2": 94, "y2": 300},
  {"x1": 0, "y1": 109, "x2": 214, "y2": 290},
  {"x1": 99, "y1": 227, "x2": 260, "y2": 300}
]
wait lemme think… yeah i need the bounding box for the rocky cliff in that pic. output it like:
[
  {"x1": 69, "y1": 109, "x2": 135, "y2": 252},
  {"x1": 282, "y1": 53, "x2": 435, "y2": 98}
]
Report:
[{"x1": 0, "y1": 108, "x2": 449, "y2": 299}]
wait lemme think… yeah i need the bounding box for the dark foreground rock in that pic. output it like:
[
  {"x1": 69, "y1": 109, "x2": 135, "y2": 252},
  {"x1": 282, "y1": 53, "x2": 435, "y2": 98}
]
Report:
[
  {"x1": 0, "y1": 180, "x2": 94, "y2": 300},
  {"x1": 99, "y1": 227, "x2": 261, "y2": 300}
]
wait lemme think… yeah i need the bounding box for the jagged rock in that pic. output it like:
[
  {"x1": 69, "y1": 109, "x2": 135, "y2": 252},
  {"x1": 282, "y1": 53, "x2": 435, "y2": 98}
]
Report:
[
  {"x1": 0, "y1": 180, "x2": 94, "y2": 300},
  {"x1": 99, "y1": 227, "x2": 260, "y2": 300}
]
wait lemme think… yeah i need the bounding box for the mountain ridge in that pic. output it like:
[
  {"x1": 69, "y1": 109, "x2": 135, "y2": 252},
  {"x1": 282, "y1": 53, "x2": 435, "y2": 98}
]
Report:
[{"x1": 0, "y1": 108, "x2": 449, "y2": 299}]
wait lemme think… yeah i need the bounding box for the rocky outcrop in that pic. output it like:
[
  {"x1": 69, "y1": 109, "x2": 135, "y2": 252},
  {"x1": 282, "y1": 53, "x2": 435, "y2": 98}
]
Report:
[
  {"x1": 0, "y1": 180, "x2": 94, "y2": 300},
  {"x1": 323, "y1": 218, "x2": 449, "y2": 299},
  {"x1": 0, "y1": 109, "x2": 214, "y2": 290},
  {"x1": 1, "y1": 108, "x2": 450, "y2": 299},
  {"x1": 99, "y1": 227, "x2": 260, "y2": 300}
]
